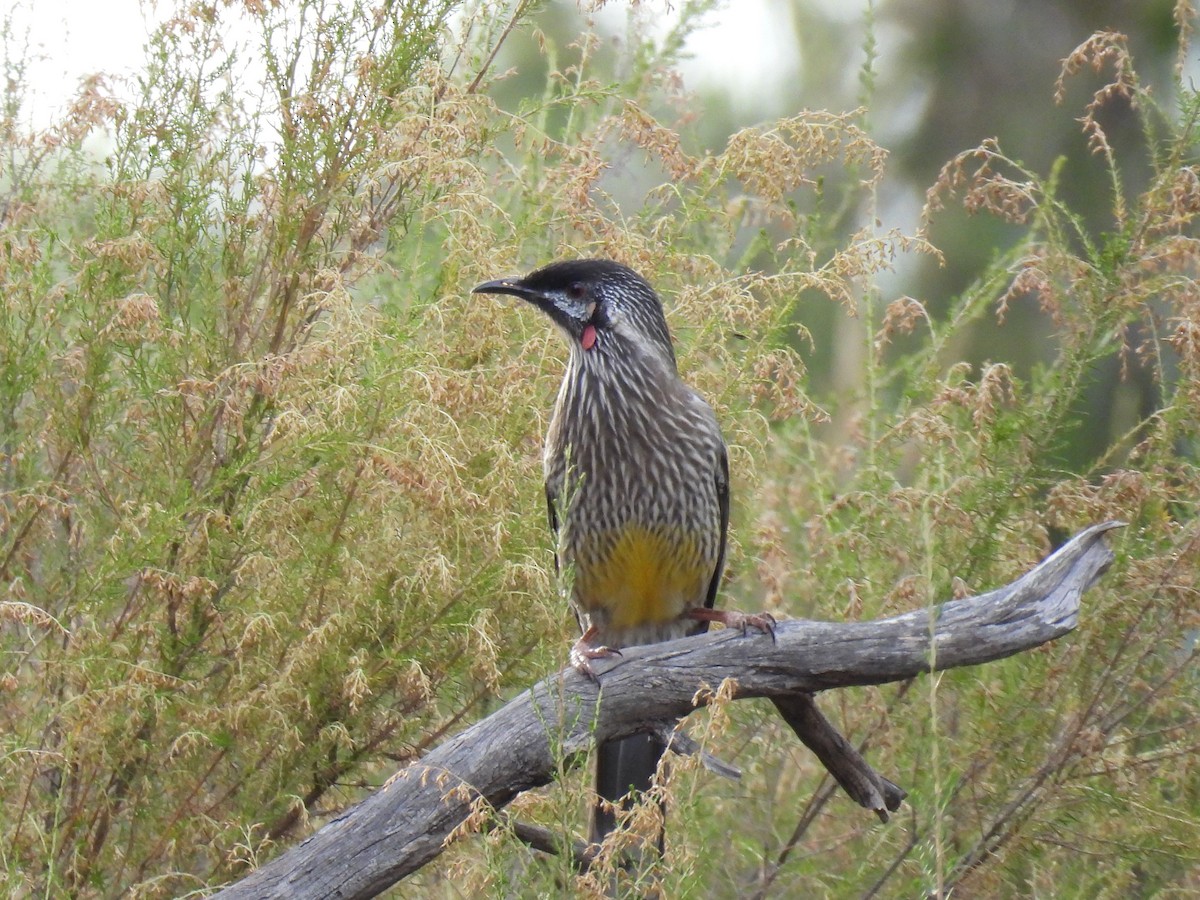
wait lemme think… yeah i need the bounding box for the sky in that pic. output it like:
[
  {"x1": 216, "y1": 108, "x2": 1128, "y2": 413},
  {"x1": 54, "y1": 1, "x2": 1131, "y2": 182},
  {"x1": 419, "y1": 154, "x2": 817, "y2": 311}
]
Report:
[
  {"x1": 10, "y1": 0, "x2": 800, "y2": 131},
  {"x1": 10, "y1": 0, "x2": 160, "y2": 127}
]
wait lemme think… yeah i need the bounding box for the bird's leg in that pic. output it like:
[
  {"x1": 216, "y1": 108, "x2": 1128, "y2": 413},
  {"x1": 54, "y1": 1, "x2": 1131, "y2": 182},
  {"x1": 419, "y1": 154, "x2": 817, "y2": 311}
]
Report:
[
  {"x1": 687, "y1": 607, "x2": 777, "y2": 643},
  {"x1": 570, "y1": 624, "x2": 622, "y2": 682}
]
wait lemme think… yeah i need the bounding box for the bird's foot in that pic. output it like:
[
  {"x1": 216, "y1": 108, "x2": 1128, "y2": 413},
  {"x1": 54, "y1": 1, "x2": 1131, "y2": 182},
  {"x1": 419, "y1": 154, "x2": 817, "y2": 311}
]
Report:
[
  {"x1": 687, "y1": 607, "x2": 777, "y2": 643},
  {"x1": 571, "y1": 625, "x2": 622, "y2": 682}
]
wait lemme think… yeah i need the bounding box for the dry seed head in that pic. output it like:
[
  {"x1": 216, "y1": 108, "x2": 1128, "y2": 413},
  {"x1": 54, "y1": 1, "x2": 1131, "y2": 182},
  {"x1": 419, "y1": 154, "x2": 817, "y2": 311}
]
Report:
[
  {"x1": 754, "y1": 504, "x2": 792, "y2": 610},
  {"x1": 237, "y1": 612, "x2": 281, "y2": 652},
  {"x1": 445, "y1": 791, "x2": 492, "y2": 846},
  {"x1": 997, "y1": 260, "x2": 1056, "y2": 325},
  {"x1": 1169, "y1": 317, "x2": 1200, "y2": 367},
  {"x1": 973, "y1": 363, "x2": 1016, "y2": 430},
  {"x1": 613, "y1": 101, "x2": 698, "y2": 182},
  {"x1": 923, "y1": 140, "x2": 1037, "y2": 229},
  {"x1": 885, "y1": 574, "x2": 929, "y2": 611},
  {"x1": 749, "y1": 348, "x2": 819, "y2": 421},
  {"x1": 1174, "y1": 0, "x2": 1197, "y2": 79},
  {"x1": 1162, "y1": 165, "x2": 1200, "y2": 230},
  {"x1": 874, "y1": 296, "x2": 931, "y2": 352},
  {"x1": 1056, "y1": 31, "x2": 1138, "y2": 107},
  {"x1": 1057, "y1": 31, "x2": 1140, "y2": 178},
  {"x1": 1045, "y1": 472, "x2": 1150, "y2": 529},
  {"x1": 721, "y1": 111, "x2": 887, "y2": 206},
  {"x1": 168, "y1": 730, "x2": 212, "y2": 760},
  {"x1": 467, "y1": 608, "x2": 502, "y2": 690},
  {"x1": 0, "y1": 600, "x2": 69, "y2": 634},
  {"x1": 343, "y1": 656, "x2": 371, "y2": 713}
]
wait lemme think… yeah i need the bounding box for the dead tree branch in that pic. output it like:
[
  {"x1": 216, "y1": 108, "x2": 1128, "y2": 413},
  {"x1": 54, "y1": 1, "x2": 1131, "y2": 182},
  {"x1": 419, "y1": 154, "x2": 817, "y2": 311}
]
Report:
[{"x1": 214, "y1": 522, "x2": 1120, "y2": 899}]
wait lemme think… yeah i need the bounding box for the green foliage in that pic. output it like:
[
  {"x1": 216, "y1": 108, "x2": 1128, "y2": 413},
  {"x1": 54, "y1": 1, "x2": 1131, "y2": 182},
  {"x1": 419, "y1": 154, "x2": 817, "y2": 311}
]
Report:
[{"x1": 0, "y1": 2, "x2": 1197, "y2": 898}]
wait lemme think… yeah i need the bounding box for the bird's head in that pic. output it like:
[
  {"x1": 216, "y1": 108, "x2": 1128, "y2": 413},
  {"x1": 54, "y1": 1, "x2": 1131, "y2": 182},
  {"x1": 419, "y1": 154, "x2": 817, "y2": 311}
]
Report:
[{"x1": 473, "y1": 258, "x2": 676, "y2": 369}]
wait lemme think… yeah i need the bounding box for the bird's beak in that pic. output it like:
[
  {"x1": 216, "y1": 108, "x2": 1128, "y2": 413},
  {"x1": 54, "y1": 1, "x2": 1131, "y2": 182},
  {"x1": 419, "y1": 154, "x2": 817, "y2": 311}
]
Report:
[
  {"x1": 473, "y1": 276, "x2": 588, "y2": 337},
  {"x1": 472, "y1": 278, "x2": 530, "y2": 299}
]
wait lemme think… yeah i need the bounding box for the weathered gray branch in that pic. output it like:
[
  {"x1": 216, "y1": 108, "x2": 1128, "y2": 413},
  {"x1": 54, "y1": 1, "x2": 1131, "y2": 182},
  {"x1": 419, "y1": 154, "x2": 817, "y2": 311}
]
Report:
[
  {"x1": 772, "y1": 693, "x2": 907, "y2": 819},
  {"x1": 214, "y1": 522, "x2": 1120, "y2": 899}
]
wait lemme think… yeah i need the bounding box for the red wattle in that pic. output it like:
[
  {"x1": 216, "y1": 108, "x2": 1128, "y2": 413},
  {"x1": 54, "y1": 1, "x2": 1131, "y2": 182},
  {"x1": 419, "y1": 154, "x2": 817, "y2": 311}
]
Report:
[{"x1": 582, "y1": 324, "x2": 597, "y2": 350}]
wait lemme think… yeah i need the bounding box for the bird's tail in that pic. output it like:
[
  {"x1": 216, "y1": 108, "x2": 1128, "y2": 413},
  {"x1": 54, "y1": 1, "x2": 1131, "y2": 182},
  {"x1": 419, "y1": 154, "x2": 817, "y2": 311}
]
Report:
[{"x1": 591, "y1": 732, "x2": 666, "y2": 852}]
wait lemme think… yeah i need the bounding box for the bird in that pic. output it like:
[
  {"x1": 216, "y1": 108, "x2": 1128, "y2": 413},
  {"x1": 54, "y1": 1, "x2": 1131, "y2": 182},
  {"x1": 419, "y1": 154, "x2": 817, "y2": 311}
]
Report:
[{"x1": 473, "y1": 258, "x2": 772, "y2": 851}]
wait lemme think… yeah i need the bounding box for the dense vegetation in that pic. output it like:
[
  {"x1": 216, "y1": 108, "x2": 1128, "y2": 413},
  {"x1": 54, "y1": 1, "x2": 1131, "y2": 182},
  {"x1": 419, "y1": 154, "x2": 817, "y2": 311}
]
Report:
[{"x1": 1, "y1": 1, "x2": 1196, "y2": 896}]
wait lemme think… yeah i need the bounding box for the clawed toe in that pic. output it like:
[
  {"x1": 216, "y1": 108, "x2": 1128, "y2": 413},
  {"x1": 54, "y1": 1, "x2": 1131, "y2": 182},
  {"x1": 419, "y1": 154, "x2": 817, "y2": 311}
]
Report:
[
  {"x1": 687, "y1": 607, "x2": 777, "y2": 643},
  {"x1": 722, "y1": 610, "x2": 776, "y2": 642},
  {"x1": 740, "y1": 612, "x2": 777, "y2": 644},
  {"x1": 570, "y1": 637, "x2": 622, "y2": 682}
]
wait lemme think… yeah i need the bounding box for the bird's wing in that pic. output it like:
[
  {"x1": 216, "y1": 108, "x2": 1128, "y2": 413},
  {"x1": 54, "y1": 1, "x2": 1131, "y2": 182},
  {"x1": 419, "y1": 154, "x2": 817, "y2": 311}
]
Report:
[
  {"x1": 545, "y1": 482, "x2": 561, "y2": 575},
  {"x1": 546, "y1": 480, "x2": 587, "y2": 633},
  {"x1": 704, "y1": 443, "x2": 730, "y2": 610}
]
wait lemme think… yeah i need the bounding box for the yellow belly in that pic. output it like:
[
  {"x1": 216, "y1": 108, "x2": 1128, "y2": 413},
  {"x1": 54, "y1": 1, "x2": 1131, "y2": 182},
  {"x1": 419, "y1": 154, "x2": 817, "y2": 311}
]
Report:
[{"x1": 575, "y1": 525, "x2": 709, "y2": 630}]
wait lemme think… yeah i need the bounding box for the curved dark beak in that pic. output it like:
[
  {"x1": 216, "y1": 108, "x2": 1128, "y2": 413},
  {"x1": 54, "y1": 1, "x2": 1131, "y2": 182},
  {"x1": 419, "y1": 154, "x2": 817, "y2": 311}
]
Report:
[
  {"x1": 473, "y1": 276, "x2": 585, "y2": 338},
  {"x1": 472, "y1": 278, "x2": 530, "y2": 299}
]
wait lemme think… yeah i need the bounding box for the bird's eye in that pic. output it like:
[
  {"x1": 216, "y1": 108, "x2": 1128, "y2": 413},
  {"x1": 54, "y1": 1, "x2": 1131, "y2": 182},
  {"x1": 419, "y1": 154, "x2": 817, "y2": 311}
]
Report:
[{"x1": 565, "y1": 282, "x2": 586, "y2": 301}]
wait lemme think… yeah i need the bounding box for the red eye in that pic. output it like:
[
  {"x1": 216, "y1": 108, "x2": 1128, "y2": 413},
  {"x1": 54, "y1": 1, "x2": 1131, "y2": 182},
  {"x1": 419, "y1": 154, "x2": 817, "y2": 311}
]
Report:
[{"x1": 566, "y1": 282, "x2": 586, "y2": 301}]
